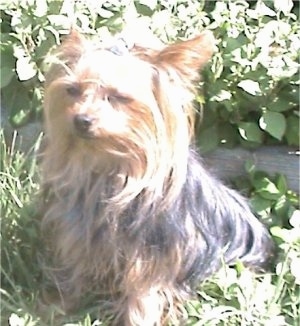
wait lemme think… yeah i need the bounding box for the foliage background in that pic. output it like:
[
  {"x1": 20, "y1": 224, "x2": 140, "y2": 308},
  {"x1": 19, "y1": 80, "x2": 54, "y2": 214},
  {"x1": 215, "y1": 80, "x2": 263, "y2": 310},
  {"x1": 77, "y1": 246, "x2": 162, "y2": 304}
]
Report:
[
  {"x1": 1, "y1": 0, "x2": 299, "y2": 150},
  {"x1": 1, "y1": 0, "x2": 299, "y2": 325}
]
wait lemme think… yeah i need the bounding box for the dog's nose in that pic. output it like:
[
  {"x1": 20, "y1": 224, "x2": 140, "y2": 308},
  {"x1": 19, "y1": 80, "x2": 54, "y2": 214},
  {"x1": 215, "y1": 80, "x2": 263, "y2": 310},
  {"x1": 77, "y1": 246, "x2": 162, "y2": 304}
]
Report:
[{"x1": 73, "y1": 114, "x2": 93, "y2": 133}]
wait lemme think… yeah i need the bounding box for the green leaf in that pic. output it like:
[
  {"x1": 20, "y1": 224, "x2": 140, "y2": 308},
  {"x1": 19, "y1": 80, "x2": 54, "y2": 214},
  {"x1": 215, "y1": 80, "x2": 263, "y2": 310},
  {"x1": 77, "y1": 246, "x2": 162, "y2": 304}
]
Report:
[
  {"x1": 185, "y1": 300, "x2": 201, "y2": 317},
  {"x1": 250, "y1": 195, "x2": 272, "y2": 216},
  {"x1": 11, "y1": 109, "x2": 31, "y2": 126},
  {"x1": 237, "y1": 80, "x2": 262, "y2": 96},
  {"x1": 0, "y1": 67, "x2": 14, "y2": 88},
  {"x1": 2, "y1": 81, "x2": 32, "y2": 127},
  {"x1": 134, "y1": 2, "x2": 155, "y2": 16},
  {"x1": 33, "y1": 0, "x2": 47, "y2": 17},
  {"x1": 253, "y1": 177, "x2": 282, "y2": 200},
  {"x1": 259, "y1": 111, "x2": 286, "y2": 140},
  {"x1": 210, "y1": 90, "x2": 232, "y2": 102},
  {"x1": 276, "y1": 174, "x2": 288, "y2": 194},
  {"x1": 219, "y1": 123, "x2": 238, "y2": 148},
  {"x1": 290, "y1": 258, "x2": 300, "y2": 283},
  {"x1": 274, "y1": 0, "x2": 294, "y2": 15},
  {"x1": 271, "y1": 225, "x2": 299, "y2": 243},
  {"x1": 210, "y1": 53, "x2": 224, "y2": 79},
  {"x1": 198, "y1": 126, "x2": 219, "y2": 153},
  {"x1": 97, "y1": 8, "x2": 114, "y2": 18},
  {"x1": 285, "y1": 116, "x2": 299, "y2": 146},
  {"x1": 47, "y1": 15, "x2": 72, "y2": 30},
  {"x1": 200, "y1": 107, "x2": 217, "y2": 128},
  {"x1": 238, "y1": 122, "x2": 263, "y2": 143},
  {"x1": 255, "y1": 1, "x2": 276, "y2": 17},
  {"x1": 225, "y1": 35, "x2": 247, "y2": 53},
  {"x1": 16, "y1": 57, "x2": 36, "y2": 81},
  {"x1": 274, "y1": 195, "x2": 290, "y2": 219},
  {"x1": 268, "y1": 96, "x2": 295, "y2": 113},
  {"x1": 139, "y1": 0, "x2": 157, "y2": 11},
  {"x1": 270, "y1": 226, "x2": 290, "y2": 241},
  {"x1": 290, "y1": 210, "x2": 300, "y2": 228}
]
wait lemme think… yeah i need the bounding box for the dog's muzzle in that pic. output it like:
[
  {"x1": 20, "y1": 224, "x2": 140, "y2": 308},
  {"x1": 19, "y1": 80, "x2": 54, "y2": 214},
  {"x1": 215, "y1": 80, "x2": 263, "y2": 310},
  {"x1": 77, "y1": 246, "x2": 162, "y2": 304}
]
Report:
[{"x1": 73, "y1": 114, "x2": 94, "y2": 138}]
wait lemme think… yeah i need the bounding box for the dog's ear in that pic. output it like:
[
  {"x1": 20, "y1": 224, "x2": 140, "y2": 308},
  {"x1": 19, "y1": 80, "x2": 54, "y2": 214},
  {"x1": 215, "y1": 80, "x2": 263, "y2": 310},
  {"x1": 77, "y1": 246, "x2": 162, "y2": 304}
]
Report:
[
  {"x1": 57, "y1": 28, "x2": 87, "y2": 63},
  {"x1": 65, "y1": 27, "x2": 87, "y2": 44},
  {"x1": 155, "y1": 31, "x2": 215, "y2": 81}
]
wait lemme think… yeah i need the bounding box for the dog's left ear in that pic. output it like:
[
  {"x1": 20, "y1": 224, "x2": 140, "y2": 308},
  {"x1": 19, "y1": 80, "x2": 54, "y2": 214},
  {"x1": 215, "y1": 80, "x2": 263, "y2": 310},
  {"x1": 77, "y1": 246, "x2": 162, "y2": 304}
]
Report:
[{"x1": 155, "y1": 31, "x2": 215, "y2": 80}]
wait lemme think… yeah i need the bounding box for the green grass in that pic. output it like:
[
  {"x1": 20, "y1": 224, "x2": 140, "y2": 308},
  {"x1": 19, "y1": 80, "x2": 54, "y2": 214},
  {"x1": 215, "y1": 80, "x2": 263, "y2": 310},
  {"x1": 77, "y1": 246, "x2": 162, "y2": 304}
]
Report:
[{"x1": 1, "y1": 131, "x2": 299, "y2": 326}]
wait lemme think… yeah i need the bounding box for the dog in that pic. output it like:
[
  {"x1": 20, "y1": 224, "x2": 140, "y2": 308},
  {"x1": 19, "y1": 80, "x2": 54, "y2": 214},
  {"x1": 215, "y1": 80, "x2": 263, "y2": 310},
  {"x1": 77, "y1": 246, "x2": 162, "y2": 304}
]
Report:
[{"x1": 41, "y1": 29, "x2": 274, "y2": 325}]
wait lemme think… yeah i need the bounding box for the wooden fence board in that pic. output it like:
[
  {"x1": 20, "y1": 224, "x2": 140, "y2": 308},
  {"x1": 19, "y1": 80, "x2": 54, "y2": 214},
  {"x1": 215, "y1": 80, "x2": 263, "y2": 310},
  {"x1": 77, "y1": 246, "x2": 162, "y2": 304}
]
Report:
[{"x1": 203, "y1": 146, "x2": 299, "y2": 193}]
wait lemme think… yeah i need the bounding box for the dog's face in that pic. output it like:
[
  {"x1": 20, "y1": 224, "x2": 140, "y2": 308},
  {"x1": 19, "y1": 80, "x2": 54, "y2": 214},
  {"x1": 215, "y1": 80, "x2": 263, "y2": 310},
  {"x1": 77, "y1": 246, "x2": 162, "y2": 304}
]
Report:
[
  {"x1": 46, "y1": 49, "x2": 156, "y2": 142},
  {"x1": 44, "y1": 30, "x2": 214, "y2": 157}
]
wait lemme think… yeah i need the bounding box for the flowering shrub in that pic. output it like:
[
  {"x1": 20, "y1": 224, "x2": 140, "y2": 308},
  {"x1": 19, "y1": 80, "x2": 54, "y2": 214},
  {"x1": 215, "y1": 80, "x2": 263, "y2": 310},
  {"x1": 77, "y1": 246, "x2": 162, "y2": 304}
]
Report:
[{"x1": 1, "y1": 0, "x2": 299, "y2": 150}]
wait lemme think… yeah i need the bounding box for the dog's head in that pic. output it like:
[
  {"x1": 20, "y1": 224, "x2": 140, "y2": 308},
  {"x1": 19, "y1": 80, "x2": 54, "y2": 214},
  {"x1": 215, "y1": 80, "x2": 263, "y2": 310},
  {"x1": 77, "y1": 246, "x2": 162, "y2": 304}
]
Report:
[
  {"x1": 44, "y1": 29, "x2": 214, "y2": 149},
  {"x1": 43, "y1": 29, "x2": 214, "y2": 205}
]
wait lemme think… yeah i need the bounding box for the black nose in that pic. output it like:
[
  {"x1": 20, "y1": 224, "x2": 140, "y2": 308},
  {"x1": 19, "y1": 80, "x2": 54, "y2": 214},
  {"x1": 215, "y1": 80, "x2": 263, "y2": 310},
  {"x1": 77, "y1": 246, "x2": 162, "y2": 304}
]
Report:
[{"x1": 73, "y1": 114, "x2": 93, "y2": 133}]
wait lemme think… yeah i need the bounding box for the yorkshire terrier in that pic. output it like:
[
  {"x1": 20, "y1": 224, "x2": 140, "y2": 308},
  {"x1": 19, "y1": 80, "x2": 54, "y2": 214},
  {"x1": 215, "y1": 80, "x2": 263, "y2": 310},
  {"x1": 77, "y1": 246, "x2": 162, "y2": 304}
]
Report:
[{"x1": 41, "y1": 29, "x2": 274, "y2": 325}]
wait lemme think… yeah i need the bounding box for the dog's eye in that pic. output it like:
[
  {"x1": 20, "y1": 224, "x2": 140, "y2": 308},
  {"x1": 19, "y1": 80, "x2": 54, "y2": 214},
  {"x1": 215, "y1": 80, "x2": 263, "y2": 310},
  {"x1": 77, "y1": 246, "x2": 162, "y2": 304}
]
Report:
[{"x1": 66, "y1": 84, "x2": 81, "y2": 97}]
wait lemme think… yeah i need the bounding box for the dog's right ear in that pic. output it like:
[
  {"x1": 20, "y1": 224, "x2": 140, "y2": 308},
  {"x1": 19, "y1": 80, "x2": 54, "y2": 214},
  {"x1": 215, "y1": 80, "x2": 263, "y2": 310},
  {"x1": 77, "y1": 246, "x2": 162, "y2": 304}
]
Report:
[
  {"x1": 66, "y1": 27, "x2": 86, "y2": 44},
  {"x1": 44, "y1": 28, "x2": 88, "y2": 82},
  {"x1": 57, "y1": 28, "x2": 87, "y2": 63}
]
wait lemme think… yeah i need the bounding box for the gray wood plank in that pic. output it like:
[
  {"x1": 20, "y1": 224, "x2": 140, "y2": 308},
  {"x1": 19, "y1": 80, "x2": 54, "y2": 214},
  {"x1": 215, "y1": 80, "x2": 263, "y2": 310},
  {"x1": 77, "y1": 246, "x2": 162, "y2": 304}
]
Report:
[{"x1": 203, "y1": 146, "x2": 299, "y2": 193}]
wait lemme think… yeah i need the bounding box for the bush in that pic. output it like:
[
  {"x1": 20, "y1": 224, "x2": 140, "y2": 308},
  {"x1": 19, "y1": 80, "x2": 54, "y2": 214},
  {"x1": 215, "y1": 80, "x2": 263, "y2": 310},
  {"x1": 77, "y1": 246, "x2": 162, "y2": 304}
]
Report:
[
  {"x1": 199, "y1": 0, "x2": 299, "y2": 152},
  {"x1": 1, "y1": 0, "x2": 299, "y2": 150}
]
